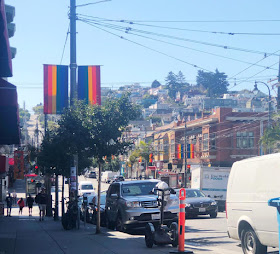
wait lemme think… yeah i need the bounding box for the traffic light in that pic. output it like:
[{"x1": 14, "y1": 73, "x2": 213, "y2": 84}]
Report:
[
  {"x1": 35, "y1": 165, "x2": 38, "y2": 170},
  {"x1": 188, "y1": 176, "x2": 191, "y2": 181},
  {"x1": 187, "y1": 164, "x2": 191, "y2": 173},
  {"x1": 139, "y1": 156, "x2": 142, "y2": 163},
  {"x1": 149, "y1": 153, "x2": 153, "y2": 163},
  {"x1": 31, "y1": 179, "x2": 36, "y2": 183}
]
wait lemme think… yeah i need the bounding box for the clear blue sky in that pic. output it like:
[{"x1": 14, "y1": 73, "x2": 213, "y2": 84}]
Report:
[{"x1": 5, "y1": 0, "x2": 280, "y2": 112}]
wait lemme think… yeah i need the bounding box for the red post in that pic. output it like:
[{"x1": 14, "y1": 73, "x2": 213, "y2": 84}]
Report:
[
  {"x1": 170, "y1": 188, "x2": 193, "y2": 254},
  {"x1": 178, "y1": 188, "x2": 186, "y2": 252}
]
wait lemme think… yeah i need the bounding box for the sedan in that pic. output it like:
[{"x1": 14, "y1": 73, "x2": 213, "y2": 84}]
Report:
[
  {"x1": 81, "y1": 191, "x2": 107, "y2": 226},
  {"x1": 176, "y1": 188, "x2": 218, "y2": 219}
]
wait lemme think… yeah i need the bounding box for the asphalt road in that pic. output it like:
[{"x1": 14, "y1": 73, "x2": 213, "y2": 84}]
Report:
[{"x1": 55, "y1": 177, "x2": 279, "y2": 254}]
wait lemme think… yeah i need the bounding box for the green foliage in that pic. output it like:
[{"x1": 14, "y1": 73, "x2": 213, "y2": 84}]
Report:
[
  {"x1": 151, "y1": 80, "x2": 161, "y2": 88},
  {"x1": 260, "y1": 113, "x2": 280, "y2": 153},
  {"x1": 103, "y1": 157, "x2": 121, "y2": 172},
  {"x1": 196, "y1": 69, "x2": 229, "y2": 98},
  {"x1": 37, "y1": 94, "x2": 140, "y2": 176},
  {"x1": 19, "y1": 107, "x2": 30, "y2": 126},
  {"x1": 165, "y1": 71, "x2": 189, "y2": 100}
]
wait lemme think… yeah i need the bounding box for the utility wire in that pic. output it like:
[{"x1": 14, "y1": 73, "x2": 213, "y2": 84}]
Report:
[
  {"x1": 60, "y1": 25, "x2": 70, "y2": 65},
  {"x1": 229, "y1": 61, "x2": 279, "y2": 89},
  {"x1": 76, "y1": 15, "x2": 280, "y2": 23},
  {"x1": 77, "y1": 16, "x2": 279, "y2": 57},
  {"x1": 77, "y1": 15, "x2": 280, "y2": 36},
  {"x1": 76, "y1": 0, "x2": 111, "y2": 8},
  {"x1": 80, "y1": 19, "x2": 213, "y2": 72},
  {"x1": 81, "y1": 18, "x2": 278, "y2": 71}
]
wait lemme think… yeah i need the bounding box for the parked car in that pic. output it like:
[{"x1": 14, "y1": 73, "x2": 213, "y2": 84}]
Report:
[
  {"x1": 227, "y1": 153, "x2": 280, "y2": 254},
  {"x1": 175, "y1": 188, "x2": 218, "y2": 219},
  {"x1": 112, "y1": 175, "x2": 125, "y2": 182},
  {"x1": 80, "y1": 194, "x2": 97, "y2": 222},
  {"x1": 78, "y1": 181, "x2": 95, "y2": 196},
  {"x1": 88, "y1": 191, "x2": 107, "y2": 226},
  {"x1": 87, "y1": 171, "x2": 96, "y2": 178},
  {"x1": 105, "y1": 180, "x2": 179, "y2": 232}
]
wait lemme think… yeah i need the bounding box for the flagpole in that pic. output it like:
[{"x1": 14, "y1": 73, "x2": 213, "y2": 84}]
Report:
[
  {"x1": 184, "y1": 121, "x2": 187, "y2": 188},
  {"x1": 70, "y1": 0, "x2": 77, "y2": 105},
  {"x1": 70, "y1": 0, "x2": 79, "y2": 227}
]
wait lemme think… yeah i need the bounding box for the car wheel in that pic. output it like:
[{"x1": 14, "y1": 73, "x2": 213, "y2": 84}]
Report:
[
  {"x1": 170, "y1": 222, "x2": 178, "y2": 247},
  {"x1": 241, "y1": 227, "x2": 267, "y2": 254},
  {"x1": 105, "y1": 213, "x2": 115, "y2": 230},
  {"x1": 210, "y1": 211, "x2": 218, "y2": 218},
  {"x1": 145, "y1": 223, "x2": 155, "y2": 248},
  {"x1": 116, "y1": 214, "x2": 126, "y2": 232}
]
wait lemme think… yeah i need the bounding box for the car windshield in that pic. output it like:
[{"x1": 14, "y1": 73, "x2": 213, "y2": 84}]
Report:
[
  {"x1": 121, "y1": 182, "x2": 158, "y2": 196},
  {"x1": 81, "y1": 184, "x2": 93, "y2": 190},
  {"x1": 185, "y1": 189, "x2": 206, "y2": 198}
]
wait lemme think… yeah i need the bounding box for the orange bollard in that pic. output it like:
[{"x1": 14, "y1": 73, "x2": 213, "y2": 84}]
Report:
[{"x1": 170, "y1": 188, "x2": 193, "y2": 254}]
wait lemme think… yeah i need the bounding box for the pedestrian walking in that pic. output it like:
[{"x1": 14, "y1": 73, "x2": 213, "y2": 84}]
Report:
[
  {"x1": 5, "y1": 193, "x2": 12, "y2": 217},
  {"x1": 12, "y1": 190, "x2": 17, "y2": 205},
  {"x1": 17, "y1": 197, "x2": 25, "y2": 215},
  {"x1": 27, "y1": 194, "x2": 34, "y2": 216},
  {"x1": 35, "y1": 188, "x2": 47, "y2": 221}
]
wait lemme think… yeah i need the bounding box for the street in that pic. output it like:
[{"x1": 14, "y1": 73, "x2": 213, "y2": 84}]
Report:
[{"x1": 1, "y1": 178, "x2": 279, "y2": 254}]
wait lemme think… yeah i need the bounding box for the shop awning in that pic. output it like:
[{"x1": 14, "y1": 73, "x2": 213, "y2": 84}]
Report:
[{"x1": 0, "y1": 78, "x2": 20, "y2": 144}]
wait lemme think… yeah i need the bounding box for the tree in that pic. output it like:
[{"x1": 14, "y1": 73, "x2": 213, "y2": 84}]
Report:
[
  {"x1": 165, "y1": 71, "x2": 189, "y2": 100},
  {"x1": 260, "y1": 113, "x2": 280, "y2": 153},
  {"x1": 151, "y1": 80, "x2": 161, "y2": 88},
  {"x1": 196, "y1": 69, "x2": 229, "y2": 98}
]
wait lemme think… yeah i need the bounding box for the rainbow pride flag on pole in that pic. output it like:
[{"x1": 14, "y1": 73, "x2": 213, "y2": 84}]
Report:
[
  {"x1": 43, "y1": 65, "x2": 68, "y2": 114},
  {"x1": 176, "y1": 144, "x2": 182, "y2": 159},
  {"x1": 78, "y1": 66, "x2": 101, "y2": 105},
  {"x1": 187, "y1": 144, "x2": 195, "y2": 159}
]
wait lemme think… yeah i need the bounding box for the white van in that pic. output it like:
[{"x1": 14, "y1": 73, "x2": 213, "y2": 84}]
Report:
[
  {"x1": 227, "y1": 153, "x2": 280, "y2": 254},
  {"x1": 101, "y1": 171, "x2": 115, "y2": 183},
  {"x1": 78, "y1": 181, "x2": 95, "y2": 196}
]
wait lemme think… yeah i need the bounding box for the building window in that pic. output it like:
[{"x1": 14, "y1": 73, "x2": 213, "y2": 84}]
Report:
[
  {"x1": 236, "y1": 132, "x2": 254, "y2": 148},
  {"x1": 203, "y1": 133, "x2": 209, "y2": 151},
  {"x1": 159, "y1": 139, "x2": 163, "y2": 153},
  {"x1": 210, "y1": 133, "x2": 216, "y2": 150},
  {"x1": 164, "y1": 139, "x2": 169, "y2": 155},
  {"x1": 171, "y1": 139, "x2": 175, "y2": 154}
]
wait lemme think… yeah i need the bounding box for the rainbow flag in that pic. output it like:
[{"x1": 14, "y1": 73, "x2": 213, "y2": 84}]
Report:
[
  {"x1": 43, "y1": 65, "x2": 68, "y2": 114},
  {"x1": 187, "y1": 144, "x2": 194, "y2": 159},
  {"x1": 176, "y1": 144, "x2": 182, "y2": 159},
  {"x1": 78, "y1": 66, "x2": 101, "y2": 105}
]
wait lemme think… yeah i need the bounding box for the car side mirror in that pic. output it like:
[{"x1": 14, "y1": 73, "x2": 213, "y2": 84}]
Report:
[{"x1": 170, "y1": 188, "x2": 176, "y2": 195}]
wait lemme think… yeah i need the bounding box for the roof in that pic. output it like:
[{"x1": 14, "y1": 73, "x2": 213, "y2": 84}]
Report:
[{"x1": 116, "y1": 179, "x2": 160, "y2": 185}]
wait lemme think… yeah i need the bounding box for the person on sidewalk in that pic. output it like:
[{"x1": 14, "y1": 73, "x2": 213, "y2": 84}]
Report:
[
  {"x1": 5, "y1": 193, "x2": 12, "y2": 217},
  {"x1": 12, "y1": 190, "x2": 17, "y2": 205},
  {"x1": 17, "y1": 197, "x2": 25, "y2": 215},
  {"x1": 27, "y1": 194, "x2": 34, "y2": 216},
  {"x1": 35, "y1": 188, "x2": 47, "y2": 221}
]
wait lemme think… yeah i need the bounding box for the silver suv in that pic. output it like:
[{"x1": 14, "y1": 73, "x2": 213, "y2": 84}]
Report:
[{"x1": 105, "y1": 179, "x2": 179, "y2": 232}]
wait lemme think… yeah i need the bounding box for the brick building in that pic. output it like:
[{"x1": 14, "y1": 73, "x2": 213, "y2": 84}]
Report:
[{"x1": 152, "y1": 107, "x2": 268, "y2": 169}]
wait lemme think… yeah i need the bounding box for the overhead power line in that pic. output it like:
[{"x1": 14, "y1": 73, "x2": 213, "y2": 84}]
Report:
[
  {"x1": 77, "y1": 15, "x2": 279, "y2": 57},
  {"x1": 80, "y1": 19, "x2": 213, "y2": 72},
  {"x1": 77, "y1": 15, "x2": 280, "y2": 36},
  {"x1": 80, "y1": 18, "x2": 278, "y2": 71}
]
